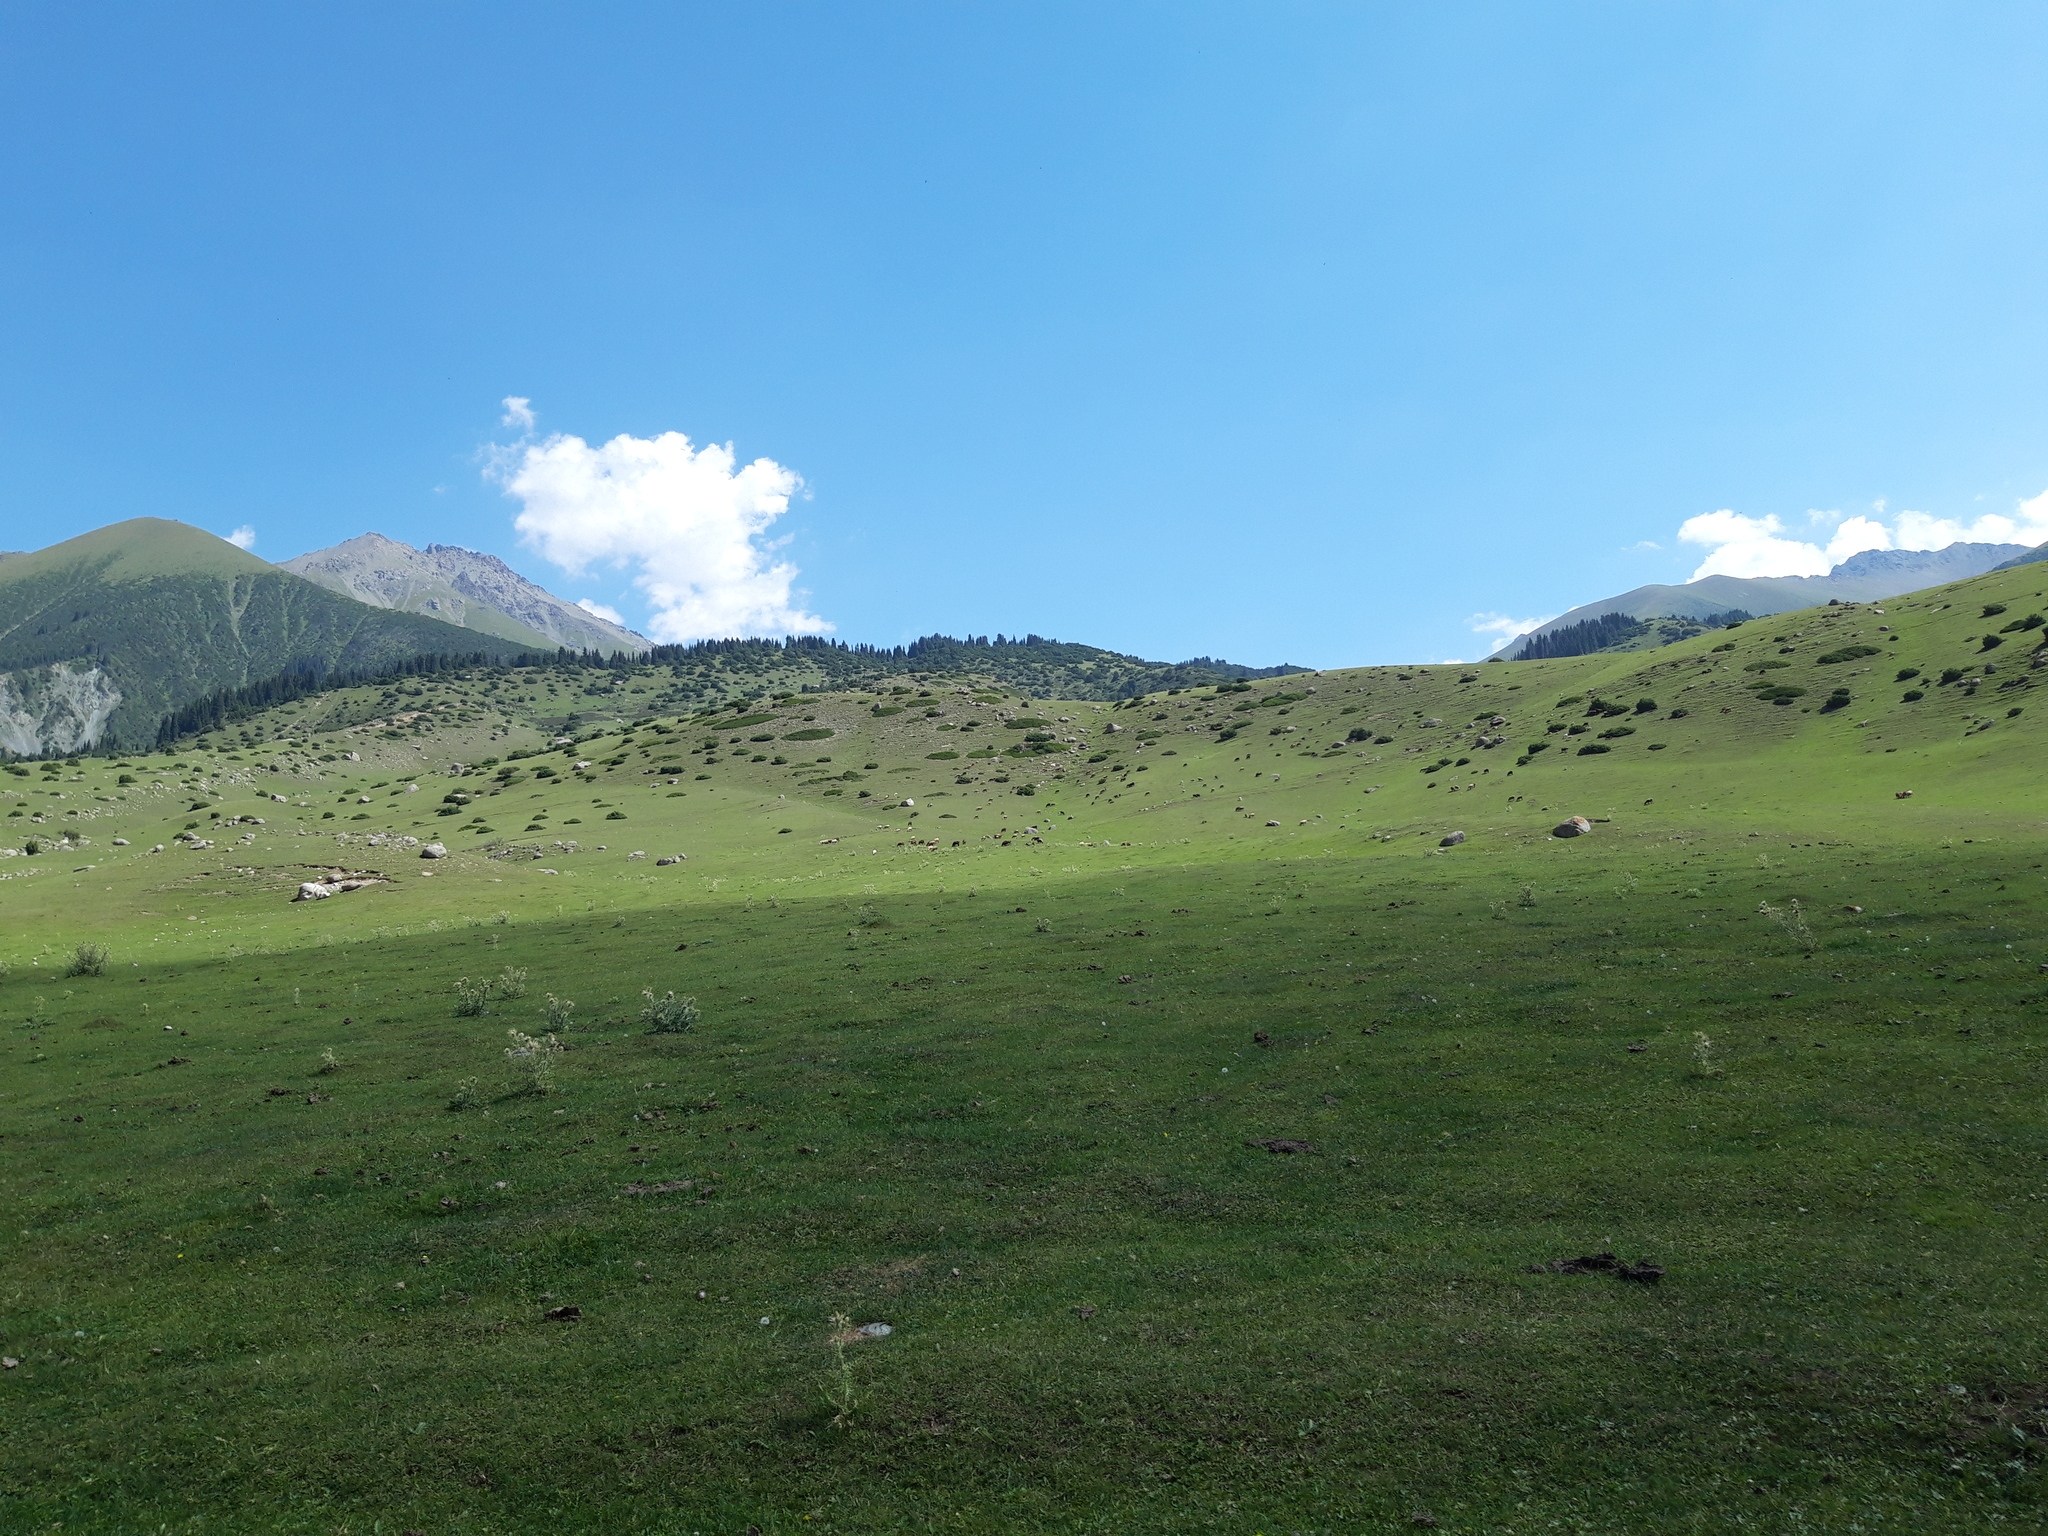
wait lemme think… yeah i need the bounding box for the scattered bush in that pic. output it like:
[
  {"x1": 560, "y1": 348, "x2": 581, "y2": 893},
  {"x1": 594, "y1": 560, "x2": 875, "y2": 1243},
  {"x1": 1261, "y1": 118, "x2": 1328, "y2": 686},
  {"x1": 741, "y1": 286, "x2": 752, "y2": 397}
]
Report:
[
  {"x1": 448, "y1": 1076, "x2": 484, "y2": 1111},
  {"x1": 1667, "y1": 708, "x2": 1689, "y2": 719},
  {"x1": 1939, "y1": 667, "x2": 1968, "y2": 685},
  {"x1": 1902, "y1": 689, "x2": 1925, "y2": 702},
  {"x1": 1818, "y1": 688, "x2": 1852, "y2": 713},
  {"x1": 1633, "y1": 697, "x2": 1657, "y2": 714},
  {"x1": 496, "y1": 966, "x2": 528, "y2": 1000},
  {"x1": 453, "y1": 977, "x2": 493, "y2": 1017},
  {"x1": 1999, "y1": 613, "x2": 2044, "y2": 633},
  {"x1": 504, "y1": 1029, "x2": 564, "y2": 1094},
  {"x1": 640, "y1": 990, "x2": 700, "y2": 1034},
  {"x1": 1980, "y1": 634, "x2": 2004, "y2": 652},
  {"x1": 1743, "y1": 660, "x2": 1789, "y2": 673},
  {"x1": 1982, "y1": 602, "x2": 2008, "y2": 618},
  {"x1": 1576, "y1": 743, "x2": 1611, "y2": 756},
  {"x1": 1711, "y1": 641, "x2": 1736, "y2": 652},
  {"x1": 1895, "y1": 667, "x2": 1920, "y2": 682},
  {"x1": 1597, "y1": 725, "x2": 1635, "y2": 740},
  {"x1": 65, "y1": 942, "x2": 109, "y2": 977}
]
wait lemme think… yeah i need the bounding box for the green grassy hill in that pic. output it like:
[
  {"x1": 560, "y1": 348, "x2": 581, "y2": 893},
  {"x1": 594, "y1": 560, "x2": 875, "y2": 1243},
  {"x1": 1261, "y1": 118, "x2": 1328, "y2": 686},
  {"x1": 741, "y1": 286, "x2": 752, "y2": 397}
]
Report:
[
  {"x1": 0, "y1": 520, "x2": 538, "y2": 753},
  {"x1": 3, "y1": 561, "x2": 2047, "y2": 1531}
]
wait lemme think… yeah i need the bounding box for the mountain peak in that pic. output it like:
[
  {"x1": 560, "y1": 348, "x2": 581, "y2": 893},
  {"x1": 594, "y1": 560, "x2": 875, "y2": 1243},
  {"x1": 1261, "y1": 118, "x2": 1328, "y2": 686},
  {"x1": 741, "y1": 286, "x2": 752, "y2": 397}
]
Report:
[{"x1": 281, "y1": 535, "x2": 647, "y2": 654}]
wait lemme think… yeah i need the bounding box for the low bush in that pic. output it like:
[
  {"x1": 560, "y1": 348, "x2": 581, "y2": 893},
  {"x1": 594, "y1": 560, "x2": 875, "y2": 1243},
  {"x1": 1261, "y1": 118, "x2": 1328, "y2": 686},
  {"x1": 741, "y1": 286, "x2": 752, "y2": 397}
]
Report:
[
  {"x1": 641, "y1": 990, "x2": 700, "y2": 1034},
  {"x1": 65, "y1": 942, "x2": 109, "y2": 978}
]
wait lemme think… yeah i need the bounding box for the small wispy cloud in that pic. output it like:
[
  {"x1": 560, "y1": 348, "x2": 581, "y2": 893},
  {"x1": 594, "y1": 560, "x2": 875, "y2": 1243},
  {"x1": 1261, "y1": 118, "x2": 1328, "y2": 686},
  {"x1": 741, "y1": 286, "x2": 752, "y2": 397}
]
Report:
[
  {"x1": 225, "y1": 525, "x2": 256, "y2": 551},
  {"x1": 1469, "y1": 611, "x2": 1556, "y2": 650},
  {"x1": 501, "y1": 396, "x2": 536, "y2": 433},
  {"x1": 576, "y1": 597, "x2": 625, "y2": 626}
]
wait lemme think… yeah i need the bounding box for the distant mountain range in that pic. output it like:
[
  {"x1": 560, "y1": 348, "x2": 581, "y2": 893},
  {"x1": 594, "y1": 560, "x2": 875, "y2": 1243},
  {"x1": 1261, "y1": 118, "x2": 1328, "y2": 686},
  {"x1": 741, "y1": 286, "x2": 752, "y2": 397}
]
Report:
[
  {"x1": 1993, "y1": 540, "x2": 2048, "y2": 571},
  {"x1": 0, "y1": 520, "x2": 538, "y2": 755},
  {"x1": 1498, "y1": 541, "x2": 2029, "y2": 658},
  {"x1": 0, "y1": 519, "x2": 1308, "y2": 757},
  {"x1": 281, "y1": 533, "x2": 649, "y2": 655}
]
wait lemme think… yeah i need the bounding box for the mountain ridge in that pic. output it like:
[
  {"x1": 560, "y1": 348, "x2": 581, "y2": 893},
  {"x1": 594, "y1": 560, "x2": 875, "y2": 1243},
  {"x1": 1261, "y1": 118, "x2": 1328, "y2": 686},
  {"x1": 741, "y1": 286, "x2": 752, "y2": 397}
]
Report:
[
  {"x1": 0, "y1": 519, "x2": 536, "y2": 754},
  {"x1": 1498, "y1": 540, "x2": 2027, "y2": 656},
  {"x1": 280, "y1": 532, "x2": 650, "y2": 655}
]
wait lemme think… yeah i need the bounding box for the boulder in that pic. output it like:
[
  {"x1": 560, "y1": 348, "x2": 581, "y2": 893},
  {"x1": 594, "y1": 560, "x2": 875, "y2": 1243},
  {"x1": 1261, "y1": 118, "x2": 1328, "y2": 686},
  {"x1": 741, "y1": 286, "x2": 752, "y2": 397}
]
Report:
[
  {"x1": 655, "y1": 855, "x2": 685, "y2": 866},
  {"x1": 1553, "y1": 816, "x2": 1593, "y2": 838},
  {"x1": 420, "y1": 843, "x2": 448, "y2": 859},
  {"x1": 111, "y1": 838, "x2": 130, "y2": 846},
  {"x1": 1439, "y1": 830, "x2": 1466, "y2": 847}
]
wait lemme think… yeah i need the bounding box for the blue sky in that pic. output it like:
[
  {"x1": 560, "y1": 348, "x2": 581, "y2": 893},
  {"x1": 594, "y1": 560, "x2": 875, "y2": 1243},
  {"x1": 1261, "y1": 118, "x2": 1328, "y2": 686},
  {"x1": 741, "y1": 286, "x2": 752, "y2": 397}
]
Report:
[{"x1": 3, "y1": 3, "x2": 2047, "y2": 665}]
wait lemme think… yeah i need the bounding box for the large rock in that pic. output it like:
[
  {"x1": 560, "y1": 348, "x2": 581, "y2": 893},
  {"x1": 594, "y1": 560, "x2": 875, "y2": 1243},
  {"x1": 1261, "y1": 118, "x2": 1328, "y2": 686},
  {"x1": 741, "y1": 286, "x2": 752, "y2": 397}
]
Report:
[
  {"x1": 420, "y1": 843, "x2": 447, "y2": 859},
  {"x1": 1553, "y1": 816, "x2": 1593, "y2": 838},
  {"x1": 1439, "y1": 830, "x2": 1466, "y2": 847}
]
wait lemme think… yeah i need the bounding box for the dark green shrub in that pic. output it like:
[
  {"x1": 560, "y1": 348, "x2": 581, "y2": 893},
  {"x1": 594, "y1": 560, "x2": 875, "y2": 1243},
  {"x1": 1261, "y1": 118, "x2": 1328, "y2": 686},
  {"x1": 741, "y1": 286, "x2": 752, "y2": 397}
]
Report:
[
  {"x1": 1667, "y1": 708, "x2": 1689, "y2": 719},
  {"x1": 1575, "y1": 743, "x2": 1611, "y2": 756},
  {"x1": 1982, "y1": 603, "x2": 2008, "y2": 618},
  {"x1": 1939, "y1": 668, "x2": 1968, "y2": 684},
  {"x1": 1980, "y1": 634, "x2": 2004, "y2": 652},
  {"x1": 1999, "y1": 614, "x2": 2044, "y2": 632},
  {"x1": 1633, "y1": 697, "x2": 1657, "y2": 714},
  {"x1": 1815, "y1": 645, "x2": 1881, "y2": 664},
  {"x1": 1597, "y1": 725, "x2": 1635, "y2": 740},
  {"x1": 1895, "y1": 667, "x2": 1920, "y2": 682},
  {"x1": 1711, "y1": 642, "x2": 1736, "y2": 652},
  {"x1": 1819, "y1": 689, "x2": 1852, "y2": 713},
  {"x1": 1902, "y1": 689, "x2": 1925, "y2": 702}
]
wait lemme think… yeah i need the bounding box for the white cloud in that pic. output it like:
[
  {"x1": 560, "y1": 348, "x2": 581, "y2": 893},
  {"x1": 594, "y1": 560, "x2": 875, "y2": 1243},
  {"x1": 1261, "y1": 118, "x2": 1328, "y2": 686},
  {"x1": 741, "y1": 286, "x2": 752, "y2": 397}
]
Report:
[
  {"x1": 1469, "y1": 611, "x2": 1556, "y2": 650},
  {"x1": 225, "y1": 525, "x2": 257, "y2": 551},
  {"x1": 1823, "y1": 515, "x2": 1892, "y2": 564},
  {"x1": 576, "y1": 597, "x2": 626, "y2": 626},
  {"x1": 492, "y1": 417, "x2": 829, "y2": 643},
  {"x1": 1890, "y1": 495, "x2": 2048, "y2": 552},
  {"x1": 1677, "y1": 510, "x2": 1832, "y2": 579},
  {"x1": 501, "y1": 396, "x2": 536, "y2": 432},
  {"x1": 1674, "y1": 489, "x2": 2048, "y2": 581}
]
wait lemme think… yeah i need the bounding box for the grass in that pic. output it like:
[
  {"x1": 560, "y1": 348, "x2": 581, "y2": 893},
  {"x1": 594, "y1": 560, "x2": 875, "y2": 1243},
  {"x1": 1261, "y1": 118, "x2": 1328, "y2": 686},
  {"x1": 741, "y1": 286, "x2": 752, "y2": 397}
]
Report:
[{"x1": 4, "y1": 566, "x2": 2048, "y2": 1529}]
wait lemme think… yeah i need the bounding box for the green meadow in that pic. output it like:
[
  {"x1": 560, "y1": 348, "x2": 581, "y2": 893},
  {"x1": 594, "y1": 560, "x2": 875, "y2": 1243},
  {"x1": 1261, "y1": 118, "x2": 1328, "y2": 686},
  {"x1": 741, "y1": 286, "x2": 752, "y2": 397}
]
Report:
[{"x1": 5, "y1": 565, "x2": 2048, "y2": 1532}]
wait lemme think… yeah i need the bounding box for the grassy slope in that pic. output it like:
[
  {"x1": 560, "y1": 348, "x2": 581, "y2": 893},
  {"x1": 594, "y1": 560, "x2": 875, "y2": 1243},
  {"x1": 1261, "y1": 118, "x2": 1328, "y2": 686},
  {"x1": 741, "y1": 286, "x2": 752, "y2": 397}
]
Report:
[
  {"x1": 0, "y1": 520, "x2": 538, "y2": 748},
  {"x1": 3, "y1": 567, "x2": 2047, "y2": 1530}
]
